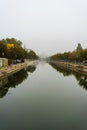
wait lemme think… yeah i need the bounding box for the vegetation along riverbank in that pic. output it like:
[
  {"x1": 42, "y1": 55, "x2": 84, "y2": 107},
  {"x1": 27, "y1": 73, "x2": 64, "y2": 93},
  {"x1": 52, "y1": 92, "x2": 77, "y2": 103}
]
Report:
[
  {"x1": 0, "y1": 38, "x2": 39, "y2": 65},
  {"x1": 0, "y1": 38, "x2": 39, "y2": 79},
  {"x1": 49, "y1": 43, "x2": 87, "y2": 75}
]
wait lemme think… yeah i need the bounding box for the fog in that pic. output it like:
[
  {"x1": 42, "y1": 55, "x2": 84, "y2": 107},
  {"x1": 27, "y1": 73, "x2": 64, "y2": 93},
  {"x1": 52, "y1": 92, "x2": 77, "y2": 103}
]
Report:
[{"x1": 0, "y1": 0, "x2": 87, "y2": 56}]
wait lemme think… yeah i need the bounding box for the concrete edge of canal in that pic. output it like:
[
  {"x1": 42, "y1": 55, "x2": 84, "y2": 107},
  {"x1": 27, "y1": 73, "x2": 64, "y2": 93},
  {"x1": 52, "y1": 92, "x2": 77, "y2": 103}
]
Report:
[
  {"x1": 0, "y1": 60, "x2": 38, "y2": 80},
  {"x1": 49, "y1": 61, "x2": 87, "y2": 75}
]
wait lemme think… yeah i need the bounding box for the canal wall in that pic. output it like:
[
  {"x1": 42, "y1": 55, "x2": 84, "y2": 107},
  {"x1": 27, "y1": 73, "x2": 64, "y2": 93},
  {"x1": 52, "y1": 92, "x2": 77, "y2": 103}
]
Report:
[
  {"x1": 0, "y1": 61, "x2": 37, "y2": 79},
  {"x1": 50, "y1": 61, "x2": 87, "y2": 75}
]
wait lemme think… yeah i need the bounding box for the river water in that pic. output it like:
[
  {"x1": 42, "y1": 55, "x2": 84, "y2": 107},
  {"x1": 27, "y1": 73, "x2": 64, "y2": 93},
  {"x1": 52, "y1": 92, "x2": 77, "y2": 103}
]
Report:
[{"x1": 0, "y1": 61, "x2": 87, "y2": 130}]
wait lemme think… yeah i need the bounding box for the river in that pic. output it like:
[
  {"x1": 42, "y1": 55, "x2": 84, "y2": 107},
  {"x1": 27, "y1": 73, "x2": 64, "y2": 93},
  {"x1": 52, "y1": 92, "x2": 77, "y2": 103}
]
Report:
[{"x1": 0, "y1": 61, "x2": 87, "y2": 130}]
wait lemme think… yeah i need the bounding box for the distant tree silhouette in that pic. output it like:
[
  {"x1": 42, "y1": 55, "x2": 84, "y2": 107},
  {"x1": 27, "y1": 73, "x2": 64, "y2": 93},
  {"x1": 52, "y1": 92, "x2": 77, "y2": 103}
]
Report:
[{"x1": 76, "y1": 43, "x2": 83, "y2": 51}]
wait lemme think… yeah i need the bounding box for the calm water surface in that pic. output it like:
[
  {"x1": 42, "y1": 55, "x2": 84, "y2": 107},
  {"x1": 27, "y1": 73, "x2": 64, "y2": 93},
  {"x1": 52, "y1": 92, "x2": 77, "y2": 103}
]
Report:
[{"x1": 0, "y1": 61, "x2": 87, "y2": 130}]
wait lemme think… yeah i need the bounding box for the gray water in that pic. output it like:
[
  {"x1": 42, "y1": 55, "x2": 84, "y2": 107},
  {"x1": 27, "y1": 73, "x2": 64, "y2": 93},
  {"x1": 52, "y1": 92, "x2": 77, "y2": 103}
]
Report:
[{"x1": 0, "y1": 61, "x2": 87, "y2": 130}]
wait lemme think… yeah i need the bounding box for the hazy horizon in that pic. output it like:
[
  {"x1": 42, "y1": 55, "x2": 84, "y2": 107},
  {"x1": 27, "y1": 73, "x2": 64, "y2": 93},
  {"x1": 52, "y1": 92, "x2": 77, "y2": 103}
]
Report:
[{"x1": 0, "y1": 0, "x2": 87, "y2": 56}]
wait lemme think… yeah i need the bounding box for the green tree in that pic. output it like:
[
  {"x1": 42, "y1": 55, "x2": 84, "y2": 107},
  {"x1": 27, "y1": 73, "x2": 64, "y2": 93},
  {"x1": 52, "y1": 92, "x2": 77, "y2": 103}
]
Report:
[
  {"x1": 80, "y1": 49, "x2": 87, "y2": 62},
  {"x1": 27, "y1": 50, "x2": 39, "y2": 60},
  {"x1": 0, "y1": 38, "x2": 39, "y2": 61},
  {"x1": 0, "y1": 42, "x2": 7, "y2": 57},
  {"x1": 0, "y1": 38, "x2": 23, "y2": 46},
  {"x1": 76, "y1": 43, "x2": 83, "y2": 51}
]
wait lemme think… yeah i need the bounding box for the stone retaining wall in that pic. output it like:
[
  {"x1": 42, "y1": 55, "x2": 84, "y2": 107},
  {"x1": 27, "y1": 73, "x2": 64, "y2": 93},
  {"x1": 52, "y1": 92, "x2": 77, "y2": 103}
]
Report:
[
  {"x1": 0, "y1": 62, "x2": 27, "y2": 79},
  {"x1": 50, "y1": 61, "x2": 87, "y2": 75}
]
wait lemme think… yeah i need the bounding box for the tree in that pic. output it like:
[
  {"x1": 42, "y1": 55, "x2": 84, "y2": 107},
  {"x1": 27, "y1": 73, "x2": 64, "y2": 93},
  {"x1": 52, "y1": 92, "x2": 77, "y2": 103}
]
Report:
[
  {"x1": 80, "y1": 49, "x2": 87, "y2": 62},
  {"x1": 0, "y1": 38, "x2": 39, "y2": 61},
  {"x1": 0, "y1": 42, "x2": 7, "y2": 57},
  {"x1": 0, "y1": 38, "x2": 23, "y2": 47},
  {"x1": 27, "y1": 50, "x2": 39, "y2": 60},
  {"x1": 76, "y1": 43, "x2": 83, "y2": 51}
]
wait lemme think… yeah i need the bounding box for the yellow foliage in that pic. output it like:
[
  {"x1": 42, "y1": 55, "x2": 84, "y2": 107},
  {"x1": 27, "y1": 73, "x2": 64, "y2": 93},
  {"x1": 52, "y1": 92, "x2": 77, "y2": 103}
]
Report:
[{"x1": 7, "y1": 44, "x2": 15, "y2": 49}]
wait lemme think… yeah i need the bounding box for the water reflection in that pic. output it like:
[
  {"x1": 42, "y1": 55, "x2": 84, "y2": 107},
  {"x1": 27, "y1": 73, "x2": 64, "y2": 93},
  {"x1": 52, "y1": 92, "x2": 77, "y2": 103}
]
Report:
[
  {"x1": 49, "y1": 62, "x2": 87, "y2": 90},
  {"x1": 27, "y1": 65, "x2": 36, "y2": 73},
  {"x1": 0, "y1": 65, "x2": 36, "y2": 98}
]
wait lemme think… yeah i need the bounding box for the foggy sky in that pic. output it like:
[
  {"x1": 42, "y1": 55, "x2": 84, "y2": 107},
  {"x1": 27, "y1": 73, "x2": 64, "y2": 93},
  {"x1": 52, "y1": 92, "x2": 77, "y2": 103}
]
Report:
[{"x1": 0, "y1": 0, "x2": 87, "y2": 56}]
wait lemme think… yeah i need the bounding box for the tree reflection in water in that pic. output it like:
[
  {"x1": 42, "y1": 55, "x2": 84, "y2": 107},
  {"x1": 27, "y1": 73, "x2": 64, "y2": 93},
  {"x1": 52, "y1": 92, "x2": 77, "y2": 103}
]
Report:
[
  {"x1": 0, "y1": 65, "x2": 36, "y2": 98},
  {"x1": 27, "y1": 65, "x2": 36, "y2": 73},
  {"x1": 49, "y1": 62, "x2": 87, "y2": 90}
]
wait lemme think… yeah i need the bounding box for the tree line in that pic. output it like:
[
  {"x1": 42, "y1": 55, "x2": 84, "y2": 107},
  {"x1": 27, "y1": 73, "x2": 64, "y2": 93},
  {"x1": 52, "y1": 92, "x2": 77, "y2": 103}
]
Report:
[
  {"x1": 50, "y1": 43, "x2": 87, "y2": 63},
  {"x1": 0, "y1": 38, "x2": 38, "y2": 64}
]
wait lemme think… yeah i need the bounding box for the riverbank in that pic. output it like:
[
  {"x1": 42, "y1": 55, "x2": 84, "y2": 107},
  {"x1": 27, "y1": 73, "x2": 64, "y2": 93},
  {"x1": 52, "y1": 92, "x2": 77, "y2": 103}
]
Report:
[
  {"x1": 49, "y1": 61, "x2": 87, "y2": 75},
  {"x1": 0, "y1": 61, "x2": 37, "y2": 79}
]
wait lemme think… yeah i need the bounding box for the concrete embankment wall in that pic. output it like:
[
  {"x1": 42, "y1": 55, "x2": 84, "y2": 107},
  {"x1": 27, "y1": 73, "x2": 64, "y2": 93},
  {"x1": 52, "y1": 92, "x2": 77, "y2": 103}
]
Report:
[
  {"x1": 50, "y1": 61, "x2": 87, "y2": 75},
  {"x1": 0, "y1": 63, "x2": 27, "y2": 79},
  {"x1": 0, "y1": 61, "x2": 37, "y2": 79}
]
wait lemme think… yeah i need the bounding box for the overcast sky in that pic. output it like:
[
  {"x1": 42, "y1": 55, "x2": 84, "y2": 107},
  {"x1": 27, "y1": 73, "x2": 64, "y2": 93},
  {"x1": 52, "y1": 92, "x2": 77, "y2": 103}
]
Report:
[{"x1": 0, "y1": 0, "x2": 87, "y2": 56}]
